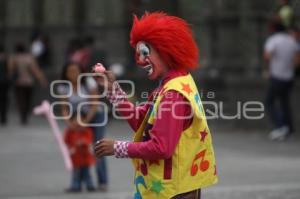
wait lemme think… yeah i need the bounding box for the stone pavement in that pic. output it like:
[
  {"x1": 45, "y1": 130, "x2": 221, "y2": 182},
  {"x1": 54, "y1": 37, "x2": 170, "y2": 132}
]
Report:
[{"x1": 0, "y1": 115, "x2": 300, "y2": 199}]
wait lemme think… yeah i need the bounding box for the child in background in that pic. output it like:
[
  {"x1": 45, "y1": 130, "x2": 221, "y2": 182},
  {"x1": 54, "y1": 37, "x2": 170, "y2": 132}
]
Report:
[{"x1": 64, "y1": 112, "x2": 96, "y2": 192}]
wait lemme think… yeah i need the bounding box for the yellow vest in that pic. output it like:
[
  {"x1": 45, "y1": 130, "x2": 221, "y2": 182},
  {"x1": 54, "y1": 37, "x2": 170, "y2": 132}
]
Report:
[{"x1": 132, "y1": 74, "x2": 218, "y2": 199}]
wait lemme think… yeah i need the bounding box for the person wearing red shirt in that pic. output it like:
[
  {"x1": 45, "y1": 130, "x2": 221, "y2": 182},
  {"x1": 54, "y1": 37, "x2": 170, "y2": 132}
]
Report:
[{"x1": 64, "y1": 113, "x2": 96, "y2": 192}]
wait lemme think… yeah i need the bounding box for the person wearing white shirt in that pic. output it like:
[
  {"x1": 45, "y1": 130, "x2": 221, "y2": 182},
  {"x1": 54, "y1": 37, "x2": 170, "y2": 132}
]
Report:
[{"x1": 264, "y1": 21, "x2": 300, "y2": 141}]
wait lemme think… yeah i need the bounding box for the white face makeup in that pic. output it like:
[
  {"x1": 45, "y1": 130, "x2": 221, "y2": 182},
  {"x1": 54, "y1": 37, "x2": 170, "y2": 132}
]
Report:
[{"x1": 136, "y1": 42, "x2": 153, "y2": 76}]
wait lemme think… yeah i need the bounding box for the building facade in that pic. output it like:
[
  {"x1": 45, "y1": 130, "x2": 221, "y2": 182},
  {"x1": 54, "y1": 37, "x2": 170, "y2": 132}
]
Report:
[{"x1": 0, "y1": 0, "x2": 299, "y2": 78}]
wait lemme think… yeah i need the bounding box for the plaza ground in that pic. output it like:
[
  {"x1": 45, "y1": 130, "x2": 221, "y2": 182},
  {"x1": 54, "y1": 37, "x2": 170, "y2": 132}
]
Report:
[{"x1": 0, "y1": 114, "x2": 300, "y2": 199}]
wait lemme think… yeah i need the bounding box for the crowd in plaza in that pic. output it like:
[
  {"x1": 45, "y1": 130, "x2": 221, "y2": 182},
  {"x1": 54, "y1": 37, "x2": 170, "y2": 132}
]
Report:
[{"x1": 0, "y1": 34, "x2": 109, "y2": 192}]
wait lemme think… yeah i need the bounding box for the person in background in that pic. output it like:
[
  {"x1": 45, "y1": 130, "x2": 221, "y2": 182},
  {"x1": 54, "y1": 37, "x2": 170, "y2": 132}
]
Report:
[
  {"x1": 59, "y1": 62, "x2": 108, "y2": 191},
  {"x1": 64, "y1": 111, "x2": 96, "y2": 192},
  {"x1": 264, "y1": 21, "x2": 300, "y2": 141},
  {"x1": 276, "y1": 0, "x2": 294, "y2": 29},
  {"x1": 8, "y1": 42, "x2": 47, "y2": 125},
  {"x1": 65, "y1": 38, "x2": 81, "y2": 62},
  {"x1": 0, "y1": 44, "x2": 10, "y2": 125},
  {"x1": 69, "y1": 39, "x2": 91, "y2": 72},
  {"x1": 84, "y1": 36, "x2": 108, "y2": 73},
  {"x1": 31, "y1": 32, "x2": 51, "y2": 69}
]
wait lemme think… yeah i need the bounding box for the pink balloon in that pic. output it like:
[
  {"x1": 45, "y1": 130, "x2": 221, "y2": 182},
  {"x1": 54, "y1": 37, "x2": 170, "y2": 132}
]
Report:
[{"x1": 34, "y1": 100, "x2": 73, "y2": 172}]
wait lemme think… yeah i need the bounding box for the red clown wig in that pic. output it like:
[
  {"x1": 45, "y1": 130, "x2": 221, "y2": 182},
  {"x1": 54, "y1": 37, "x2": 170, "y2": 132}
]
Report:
[{"x1": 130, "y1": 12, "x2": 199, "y2": 70}]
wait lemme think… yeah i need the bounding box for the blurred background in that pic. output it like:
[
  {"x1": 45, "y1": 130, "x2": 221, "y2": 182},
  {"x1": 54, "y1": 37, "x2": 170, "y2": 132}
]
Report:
[{"x1": 0, "y1": 0, "x2": 300, "y2": 199}]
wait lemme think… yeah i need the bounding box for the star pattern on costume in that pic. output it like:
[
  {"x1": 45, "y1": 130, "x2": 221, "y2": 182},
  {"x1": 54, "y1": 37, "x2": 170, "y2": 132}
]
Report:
[
  {"x1": 149, "y1": 159, "x2": 160, "y2": 166},
  {"x1": 181, "y1": 82, "x2": 193, "y2": 96},
  {"x1": 200, "y1": 130, "x2": 208, "y2": 142},
  {"x1": 150, "y1": 180, "x2": 164, "y2": 195}
]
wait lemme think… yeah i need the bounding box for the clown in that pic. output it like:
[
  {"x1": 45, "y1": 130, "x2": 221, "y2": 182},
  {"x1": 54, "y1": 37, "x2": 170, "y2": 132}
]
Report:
[{"x1": 94, "y1": 12, "x2": 218, "y2": 199}]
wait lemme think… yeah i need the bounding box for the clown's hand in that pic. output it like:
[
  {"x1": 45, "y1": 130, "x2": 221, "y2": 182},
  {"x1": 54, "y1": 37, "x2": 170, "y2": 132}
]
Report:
[
  {"x1": 92, "y1": 63, "x2": 116, "y2": 91},
  {"x1": 94, "y1": 138, "x2": 115, "y2": 158}
]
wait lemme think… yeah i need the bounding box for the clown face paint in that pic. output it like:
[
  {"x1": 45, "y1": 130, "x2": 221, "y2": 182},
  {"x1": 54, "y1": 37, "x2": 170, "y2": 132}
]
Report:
[
  {"x1": 136, "y1": 42, "x2": 153, "y2": 75},
  {"x1": 135, "y1": 42, "x2": 168, "y2": 80}
]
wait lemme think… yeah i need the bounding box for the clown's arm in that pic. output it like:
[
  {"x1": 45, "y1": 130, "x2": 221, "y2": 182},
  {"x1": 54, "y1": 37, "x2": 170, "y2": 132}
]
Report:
[
  {"x1": 106, "y1": 82, "x2": 151, "y2": 131},
  {"x1": 93, "y1": 67, "x2": 149, "y2": 131},
  {"x1": 95, "y1": 91, "x2": 192, "y2": 159},
  {"x1": 126, "y1": 92, "x2": 192, "y2": 159}
]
